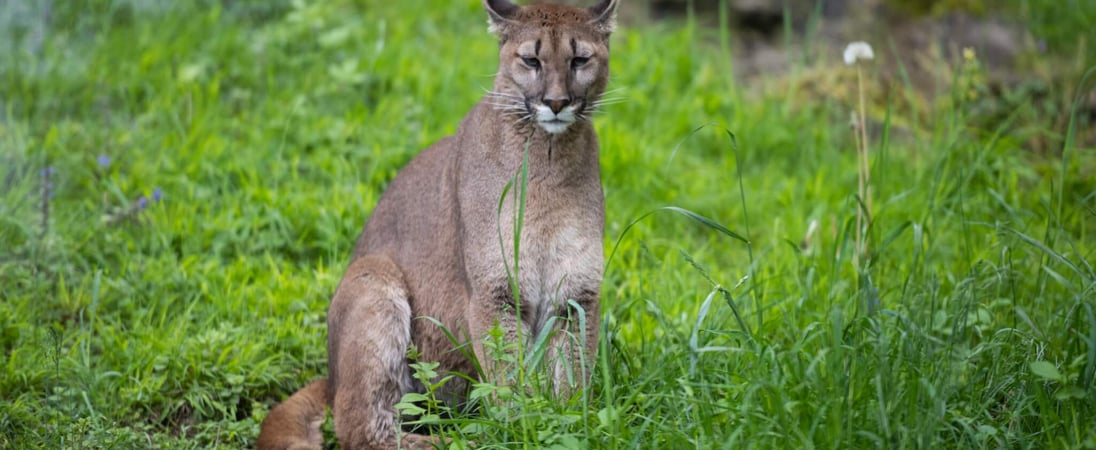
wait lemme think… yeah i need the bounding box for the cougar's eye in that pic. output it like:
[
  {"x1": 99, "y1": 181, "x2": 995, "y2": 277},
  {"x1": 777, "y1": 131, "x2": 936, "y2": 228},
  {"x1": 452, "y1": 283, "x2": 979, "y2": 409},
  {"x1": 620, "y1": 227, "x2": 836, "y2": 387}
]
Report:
[
  {"x1": 521, "y1": 57, "x2": 541, "y2": 69},
  {"x1": 571, "y1": 56, "x2": 589, "y2": 69}
]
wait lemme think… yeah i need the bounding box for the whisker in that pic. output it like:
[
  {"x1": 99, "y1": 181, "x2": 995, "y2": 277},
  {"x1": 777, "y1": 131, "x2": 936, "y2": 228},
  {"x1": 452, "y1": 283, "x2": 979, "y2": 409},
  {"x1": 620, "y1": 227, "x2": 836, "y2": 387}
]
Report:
[
  {"x1": 592, "y1": 99, "x2": 626, "y2": 106},
  {"x1": 483, "y1": 89, "x2": 524, "y2": 100},
  {"x1": 485, "y1": 94, "x2": 522, "y2": 101},
  {"x1": 493, "y1": 106, "x2": 532, "y2": 119},
  {"x1": 501, "y1": 110, "x2": 529, "y2": 118},
  {"x1": 513, "y1": 114, "x2": 533, "y2": 126},
  {"x1": 485, "y1": 101, "x2": 526, "y2": 109},
  {"x1": 594, "y1": 95, "x2": 626, "y2": 102},
  {"x1": 580, "y1": 106, "x2": 608, "y2": 119},
  {"x1": 591, "y1": 100, "x2": 625, "y2": 108},
  {"x1": 590, "y1": 103, "x2": 623, "y2": 110},
  {"x1": 486, "y1": 103, "x2": 526, "y2": 111}
]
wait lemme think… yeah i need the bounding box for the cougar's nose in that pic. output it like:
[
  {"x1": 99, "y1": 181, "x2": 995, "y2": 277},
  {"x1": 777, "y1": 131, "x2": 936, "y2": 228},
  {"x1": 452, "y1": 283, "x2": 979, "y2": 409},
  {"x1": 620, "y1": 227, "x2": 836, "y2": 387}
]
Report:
[{"x1": 545, "y1": 98, "x2": 572, "y2": 115}]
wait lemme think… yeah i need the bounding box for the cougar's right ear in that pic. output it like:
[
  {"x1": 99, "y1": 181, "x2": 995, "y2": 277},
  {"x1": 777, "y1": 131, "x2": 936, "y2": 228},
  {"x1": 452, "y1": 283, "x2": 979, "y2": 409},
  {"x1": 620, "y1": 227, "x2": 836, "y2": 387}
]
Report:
[
  {"x1": 484, "y1": 0, "x2": 521, "y2": 35},
  {"x1": 587, "y1": 0, "x2": 618, "y2": 35}
]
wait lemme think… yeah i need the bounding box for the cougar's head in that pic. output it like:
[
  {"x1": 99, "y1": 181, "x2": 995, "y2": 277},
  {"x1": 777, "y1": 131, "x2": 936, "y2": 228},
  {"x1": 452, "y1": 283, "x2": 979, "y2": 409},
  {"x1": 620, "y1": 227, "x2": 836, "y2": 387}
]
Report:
[{"x1": 483, "y1": 0, "x2": 618, "y2": 135}]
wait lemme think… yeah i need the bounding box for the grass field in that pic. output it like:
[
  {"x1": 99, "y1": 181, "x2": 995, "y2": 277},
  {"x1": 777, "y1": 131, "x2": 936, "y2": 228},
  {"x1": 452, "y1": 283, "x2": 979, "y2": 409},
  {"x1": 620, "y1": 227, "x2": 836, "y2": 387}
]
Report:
[{"x1": 2, "y1": 0, "x2": 1094, "y2": 448}]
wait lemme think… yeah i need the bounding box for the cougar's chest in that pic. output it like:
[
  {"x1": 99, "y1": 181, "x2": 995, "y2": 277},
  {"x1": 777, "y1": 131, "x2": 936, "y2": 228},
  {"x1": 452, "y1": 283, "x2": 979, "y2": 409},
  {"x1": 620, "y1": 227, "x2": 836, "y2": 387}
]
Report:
[{"x1": 517, "y1": 193, "x2": 604, "y2": 336}]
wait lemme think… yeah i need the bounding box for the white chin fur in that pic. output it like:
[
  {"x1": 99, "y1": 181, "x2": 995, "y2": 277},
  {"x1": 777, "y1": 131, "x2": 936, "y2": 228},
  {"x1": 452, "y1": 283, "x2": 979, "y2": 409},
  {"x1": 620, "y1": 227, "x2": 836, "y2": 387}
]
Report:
[
  {"x1": 537, "y1": 120, "x2": 572, "y2": 134},
  {"x1": 534, "y1": 104, "x2": 576, "y2": 134}
]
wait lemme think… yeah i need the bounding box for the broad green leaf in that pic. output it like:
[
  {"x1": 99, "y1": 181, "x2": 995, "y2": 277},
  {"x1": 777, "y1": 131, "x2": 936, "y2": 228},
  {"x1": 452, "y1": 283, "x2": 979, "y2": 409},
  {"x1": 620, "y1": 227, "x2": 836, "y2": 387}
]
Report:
[{"x1": 1029, "y1": 361, "x2": 1063, "y2": 381}]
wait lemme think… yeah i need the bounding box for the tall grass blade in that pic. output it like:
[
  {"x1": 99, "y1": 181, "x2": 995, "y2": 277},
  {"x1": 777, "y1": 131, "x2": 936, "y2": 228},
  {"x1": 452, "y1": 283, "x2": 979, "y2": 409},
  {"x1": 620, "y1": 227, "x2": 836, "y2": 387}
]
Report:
[{"x1": 605, "y1": 206, "x2": 748, "y2": 271}]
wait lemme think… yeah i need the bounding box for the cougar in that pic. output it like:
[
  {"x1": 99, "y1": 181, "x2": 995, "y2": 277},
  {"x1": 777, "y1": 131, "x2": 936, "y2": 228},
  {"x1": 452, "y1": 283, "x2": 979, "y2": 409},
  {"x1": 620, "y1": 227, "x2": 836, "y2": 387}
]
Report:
[{"x1": 256, "y1": 0, "x2": 618, "y2": 448}]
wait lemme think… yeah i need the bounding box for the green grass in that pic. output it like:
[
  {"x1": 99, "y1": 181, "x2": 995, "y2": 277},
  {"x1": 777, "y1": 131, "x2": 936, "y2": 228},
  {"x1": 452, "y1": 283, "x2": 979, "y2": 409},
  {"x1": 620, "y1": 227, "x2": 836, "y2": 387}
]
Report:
[{"x1": 2, "y1": 0, "x2": 1094, "y2": 448}]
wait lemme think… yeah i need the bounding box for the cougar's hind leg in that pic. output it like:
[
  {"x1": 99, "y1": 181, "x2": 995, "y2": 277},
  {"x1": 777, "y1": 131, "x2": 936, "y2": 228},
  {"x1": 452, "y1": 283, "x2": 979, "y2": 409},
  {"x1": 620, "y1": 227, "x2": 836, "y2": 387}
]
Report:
[
  {"x1": 256, "y1": 379, "x2": 327, "y2": 450},
  {"x1": 327, "y1": 255, "x2": 434, "y2": 449}
]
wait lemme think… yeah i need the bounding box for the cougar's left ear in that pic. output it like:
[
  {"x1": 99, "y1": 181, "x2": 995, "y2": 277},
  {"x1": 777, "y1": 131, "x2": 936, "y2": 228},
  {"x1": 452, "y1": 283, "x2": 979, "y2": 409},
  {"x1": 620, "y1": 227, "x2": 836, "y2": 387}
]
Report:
[
  {"x1": 587, "y1": 0, "x2": 618, "y2": 34},
  {"x1": 484, "y1": 0, "x2": 521, "y2": 35}
]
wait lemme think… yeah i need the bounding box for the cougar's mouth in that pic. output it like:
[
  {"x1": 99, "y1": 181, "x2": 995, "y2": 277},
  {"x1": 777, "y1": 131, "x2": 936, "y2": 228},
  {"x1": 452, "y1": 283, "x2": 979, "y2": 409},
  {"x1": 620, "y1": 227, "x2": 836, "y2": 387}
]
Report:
[
  {"x1": 537, "y1": 118, "x2": 573, "y2": 135},
  {"x1": 531, "y1": 100, "x2": 582, "y2": 135}
]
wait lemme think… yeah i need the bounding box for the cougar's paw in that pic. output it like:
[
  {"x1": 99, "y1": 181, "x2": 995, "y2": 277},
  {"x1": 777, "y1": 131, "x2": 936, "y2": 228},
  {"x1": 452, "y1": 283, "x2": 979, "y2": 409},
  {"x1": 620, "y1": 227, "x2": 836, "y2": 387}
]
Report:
[
  {"x1": 400, "y1": 433, "x2": 476, "y2": 449},
  {"x1": 400, "y1": 433, "x2": 442, "y2": 449}
]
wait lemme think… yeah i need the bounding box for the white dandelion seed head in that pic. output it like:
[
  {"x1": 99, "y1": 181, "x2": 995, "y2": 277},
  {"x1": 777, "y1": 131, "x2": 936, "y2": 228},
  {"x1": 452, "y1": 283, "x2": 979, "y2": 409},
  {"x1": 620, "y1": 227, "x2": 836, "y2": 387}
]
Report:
[{"x1": 843, "y1": 41, "x2": 875, "y2": 65}]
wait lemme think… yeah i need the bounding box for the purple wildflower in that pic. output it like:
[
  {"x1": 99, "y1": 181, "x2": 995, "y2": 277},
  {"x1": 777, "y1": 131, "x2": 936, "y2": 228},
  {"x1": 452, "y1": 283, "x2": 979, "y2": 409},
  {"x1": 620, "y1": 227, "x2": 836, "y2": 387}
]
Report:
[
  {"x1": 97, "y1": 154, "x2": 111, "y2": 168},
  {"x1": 137, "y1": 196, "x2": 148, "y2": 210},
  {"x1": 152, "y1": 187, "x2": 163, "y2": 202},
  {"x1": 40, "y1": 166, "x2": 56, "y2": 199}
]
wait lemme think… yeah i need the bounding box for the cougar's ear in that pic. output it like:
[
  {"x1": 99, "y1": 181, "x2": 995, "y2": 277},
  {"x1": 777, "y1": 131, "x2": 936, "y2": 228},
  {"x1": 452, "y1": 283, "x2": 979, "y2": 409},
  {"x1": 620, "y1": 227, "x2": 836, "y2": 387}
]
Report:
[
  {"x1": 587, "y1": 0, "x2": 618, "y2": 34},
  {"x1": 484, "y1": 0, "x2": 521, "y2": 35}
]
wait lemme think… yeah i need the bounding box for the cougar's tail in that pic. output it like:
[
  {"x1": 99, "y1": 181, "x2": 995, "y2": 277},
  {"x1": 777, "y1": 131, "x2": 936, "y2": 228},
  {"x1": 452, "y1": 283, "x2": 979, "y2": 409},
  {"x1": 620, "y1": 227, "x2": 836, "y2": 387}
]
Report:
[{"x1": 256, "y1": 379, "x2": 328, "y2": 450}]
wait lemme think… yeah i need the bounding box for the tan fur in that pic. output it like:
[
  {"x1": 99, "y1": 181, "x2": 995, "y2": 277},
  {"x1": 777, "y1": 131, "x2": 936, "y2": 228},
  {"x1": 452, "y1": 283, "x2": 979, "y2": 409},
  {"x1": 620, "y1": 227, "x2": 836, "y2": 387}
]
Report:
[
  {"x1": 256, "y1": 380, "x2": 327, "y2": 450},
  {"x1": 257, "y1": 1, "x2": 618, "y2": 448}
]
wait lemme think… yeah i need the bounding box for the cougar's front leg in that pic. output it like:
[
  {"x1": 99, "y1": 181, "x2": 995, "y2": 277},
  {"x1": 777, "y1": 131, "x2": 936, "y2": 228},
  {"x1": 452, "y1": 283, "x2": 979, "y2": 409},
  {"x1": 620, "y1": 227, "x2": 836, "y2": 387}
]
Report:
[
  {"x1": 545, "y1": 288, "x2": 600, "y2": 398},
  {"x1": 466, "y1": 283, "x2": 524, "y2": 386},
  {"x1": 327, "y1": 255, "x2": 435, "y2": 450}
]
